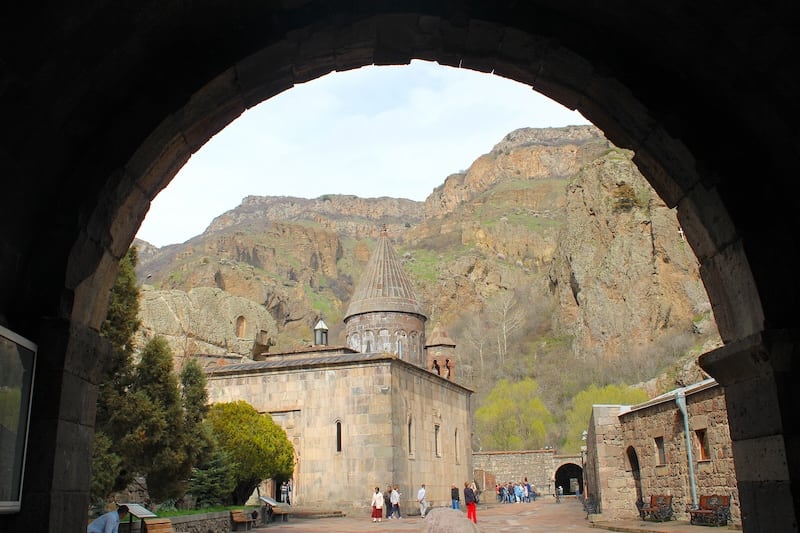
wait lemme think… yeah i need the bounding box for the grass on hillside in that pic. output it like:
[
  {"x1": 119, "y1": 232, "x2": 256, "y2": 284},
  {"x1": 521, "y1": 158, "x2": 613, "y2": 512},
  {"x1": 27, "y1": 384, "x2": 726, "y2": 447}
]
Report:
[{"x1": 398, "y1": 245, "x2": 470, "y2": 283}]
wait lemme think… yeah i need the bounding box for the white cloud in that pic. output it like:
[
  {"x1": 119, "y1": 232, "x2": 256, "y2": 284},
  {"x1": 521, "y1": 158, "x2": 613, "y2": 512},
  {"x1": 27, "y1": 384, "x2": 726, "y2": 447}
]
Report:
[{"x1": 136, "y1": 60, "x2": 589, "y2": 247}]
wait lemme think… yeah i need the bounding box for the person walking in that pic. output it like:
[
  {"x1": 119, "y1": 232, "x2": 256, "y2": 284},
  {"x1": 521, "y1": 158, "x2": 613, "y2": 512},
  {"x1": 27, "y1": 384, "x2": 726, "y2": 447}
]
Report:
[
  {"x1": 390, "y1": 485, "x2": 402, "y2": 519},
  {"x1": 384, "y1": 485, "x2": 393, "y2": 519},
  {"x1": 464, "y1": 481, "x2": 478, "y2": 523},
  {"x1": 371, "y1": 486, "x2": 385, "y2": 523},
  {"x1": 417, "y1": 483, "x2": 428, "y2": 518},
  {"x1": 451, "y1": 483, "x2": 461, "y2": 509}
]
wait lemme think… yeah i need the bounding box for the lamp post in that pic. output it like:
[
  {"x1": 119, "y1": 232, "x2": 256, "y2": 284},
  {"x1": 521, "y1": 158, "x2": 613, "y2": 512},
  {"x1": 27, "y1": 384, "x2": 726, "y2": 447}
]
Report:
[{"x1": 580, "y1": 430, "x2": 588, "y2": 497}]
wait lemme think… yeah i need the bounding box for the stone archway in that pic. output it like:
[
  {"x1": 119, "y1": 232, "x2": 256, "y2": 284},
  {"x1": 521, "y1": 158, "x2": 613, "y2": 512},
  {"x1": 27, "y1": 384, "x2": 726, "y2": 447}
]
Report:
[
  {"x1": 554, "y1": 462, "x2": 583, "y2": 496},
  {"x1": 1, "y1": 4, "x2": 797, "y2": 531},
  {"x1": 626, "y1": 446, "x2": 643, "y2": 508}
]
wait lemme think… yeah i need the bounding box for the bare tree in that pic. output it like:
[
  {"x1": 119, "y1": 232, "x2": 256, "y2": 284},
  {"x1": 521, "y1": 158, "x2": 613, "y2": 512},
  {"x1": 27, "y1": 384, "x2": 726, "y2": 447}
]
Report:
[
  {"x1": 486, "y1": 289, "x2": 525, "y2": 364},
  {"x1": 461, "y1": 313, "x2": 491, "y2": 373}
]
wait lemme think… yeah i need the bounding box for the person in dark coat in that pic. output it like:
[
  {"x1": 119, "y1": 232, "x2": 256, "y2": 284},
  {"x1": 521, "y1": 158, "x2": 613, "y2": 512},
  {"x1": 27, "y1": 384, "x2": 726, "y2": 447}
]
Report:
[
  {"x1": 464, "y1": 481, "x2": 477, "y2": 523},
  {"x1": 451, "y1": 483, "x2": 461, "y2": 509}
]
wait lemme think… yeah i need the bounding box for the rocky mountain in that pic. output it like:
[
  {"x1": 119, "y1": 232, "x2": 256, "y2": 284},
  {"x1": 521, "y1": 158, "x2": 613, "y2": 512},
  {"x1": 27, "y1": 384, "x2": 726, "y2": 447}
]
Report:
[{"x1": 134, "y1": 125, "x2": 720, "y2": 395}]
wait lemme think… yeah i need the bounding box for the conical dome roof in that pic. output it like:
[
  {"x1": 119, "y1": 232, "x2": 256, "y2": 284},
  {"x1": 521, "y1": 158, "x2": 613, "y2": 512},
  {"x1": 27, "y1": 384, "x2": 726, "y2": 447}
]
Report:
[
  {"x1": 344, "y1": 228, "x2": 426, "y2": 320},
  {"x1": 426, "y1": 323, "x2": 456, "y2": 347}
]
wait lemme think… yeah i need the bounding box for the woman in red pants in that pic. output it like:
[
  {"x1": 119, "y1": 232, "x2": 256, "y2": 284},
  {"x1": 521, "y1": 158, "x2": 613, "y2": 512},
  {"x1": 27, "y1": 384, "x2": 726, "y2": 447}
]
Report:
[{"x1": 464, "y1": 481, "x2": 478, "y2": 523}]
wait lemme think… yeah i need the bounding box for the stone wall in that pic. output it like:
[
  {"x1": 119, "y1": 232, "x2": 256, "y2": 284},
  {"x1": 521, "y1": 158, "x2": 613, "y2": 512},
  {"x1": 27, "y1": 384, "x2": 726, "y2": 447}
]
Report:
[
  {"x1": 472, "y1": 450, "x2": 581, "y2": 498},
  {"x1": 345, "y1": 311, "x2": 426, "y2": 367},
  {"x1": 585, "y1": 405, "x2": 629, "y2": 519},
  {"x1": 206, "y1": 356, "x2": 472, "y2": 516},
  {"x1": 117, "y1": 511, "x2": 230, "y2": 533}
]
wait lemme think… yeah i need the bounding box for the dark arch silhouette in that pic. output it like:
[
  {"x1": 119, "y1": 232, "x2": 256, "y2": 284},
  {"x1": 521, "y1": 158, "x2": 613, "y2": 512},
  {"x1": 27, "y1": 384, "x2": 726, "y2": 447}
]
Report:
[{"x1": 0, "y1": 4, "x2": 797, "y2": 530}]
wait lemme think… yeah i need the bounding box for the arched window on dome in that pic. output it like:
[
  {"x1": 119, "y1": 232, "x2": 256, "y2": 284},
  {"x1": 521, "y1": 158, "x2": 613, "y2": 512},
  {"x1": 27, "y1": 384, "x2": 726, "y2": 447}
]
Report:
[
  {"x1": 395, "y1": 330, "x2": 407, "y2": 359},
  {"x1": 348, "y1": 332, "x2": 361, "y2": 351},
  {"x1": 409, "y1": 331, "x2": 419, "y2": 364},
  {"x1": 364, "y1": 330, "x2": 375, "y2": 353},
  {"x1": 379, "y1": 328, "x2": 390, "y2": 352}
]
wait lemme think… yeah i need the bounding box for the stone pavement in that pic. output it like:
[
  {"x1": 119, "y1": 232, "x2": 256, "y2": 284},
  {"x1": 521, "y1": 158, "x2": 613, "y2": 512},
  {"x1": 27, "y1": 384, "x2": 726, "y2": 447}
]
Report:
[{"x1": 249, "y1": 497, "x2": 739, "y2": 532}]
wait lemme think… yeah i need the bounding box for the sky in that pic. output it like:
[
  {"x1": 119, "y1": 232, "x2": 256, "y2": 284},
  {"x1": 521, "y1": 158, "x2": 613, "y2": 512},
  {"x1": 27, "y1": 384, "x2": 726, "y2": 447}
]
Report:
[{"x1": 135, "y1": 59, "x2": 590, "y2": 248}]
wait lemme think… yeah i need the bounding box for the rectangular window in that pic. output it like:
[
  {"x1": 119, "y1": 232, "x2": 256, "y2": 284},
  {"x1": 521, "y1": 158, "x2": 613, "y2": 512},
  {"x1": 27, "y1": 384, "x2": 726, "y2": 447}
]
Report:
[
  {"x1": 408, "y1": 418, "x2": 414, "y2": 456},
  {"x1": 336, "y1": 421, "x2": 342, "y2": 452},
  {"x1": 435, "y1": 424, "x2": 441, "y2": 457},
  {"x1": 695, "y1": 428, "x2": 710, "y2": 461},
  {"x1": 655, "y1": 436, "x2": 666, "y2": 465}
]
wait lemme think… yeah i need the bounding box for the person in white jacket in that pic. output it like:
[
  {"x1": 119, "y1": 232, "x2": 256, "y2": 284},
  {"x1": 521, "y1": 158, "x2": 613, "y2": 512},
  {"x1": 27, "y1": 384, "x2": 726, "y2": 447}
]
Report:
[
  {"x1": 390, "y1": 485, "x2": 402, "y2": 519},
  {"x1": 371, "y1": 486, "x2": 385, "y2": 522},
  {"x1": 417, "y1": 483, "x2": 428, "y2": 518}
]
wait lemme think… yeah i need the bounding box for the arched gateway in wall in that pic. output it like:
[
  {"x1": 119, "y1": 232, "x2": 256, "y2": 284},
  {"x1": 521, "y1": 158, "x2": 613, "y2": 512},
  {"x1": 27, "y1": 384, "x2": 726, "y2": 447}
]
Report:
[{"x1": 1, "y1": 4, "x2": 798, "y2": 531}]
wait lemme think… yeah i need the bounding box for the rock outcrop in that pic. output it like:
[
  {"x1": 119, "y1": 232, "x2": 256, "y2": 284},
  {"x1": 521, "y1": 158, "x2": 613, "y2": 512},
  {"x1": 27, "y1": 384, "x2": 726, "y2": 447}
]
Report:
[
  {"x1": 547, "y1": 147, "x2": 716, "y2": 361},
  {"x1": 135, "y1": 286, "x2": 278, "y2": 362}
]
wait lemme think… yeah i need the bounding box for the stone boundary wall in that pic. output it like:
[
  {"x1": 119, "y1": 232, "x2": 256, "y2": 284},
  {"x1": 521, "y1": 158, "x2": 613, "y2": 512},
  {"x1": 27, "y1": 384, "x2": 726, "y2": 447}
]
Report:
[
  {"x1": 118, "y1": 511, "x2": 246, "y2": 533},
  {"x1": 473, "y1": 450, "x2": 580, "y2": 497},
  {"x1": 170, "y1": 511, "x2": 237, "y2": 533}
]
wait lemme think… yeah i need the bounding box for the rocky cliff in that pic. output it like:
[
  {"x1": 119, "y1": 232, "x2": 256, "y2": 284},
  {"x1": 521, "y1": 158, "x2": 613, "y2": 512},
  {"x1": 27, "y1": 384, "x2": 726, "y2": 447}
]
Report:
[
  {"x1": 548, "y1": 147, "x2": 715, "y2": 362},
  {"x1": 135, "y1": 125, "x2": 720, "y2": 387}
]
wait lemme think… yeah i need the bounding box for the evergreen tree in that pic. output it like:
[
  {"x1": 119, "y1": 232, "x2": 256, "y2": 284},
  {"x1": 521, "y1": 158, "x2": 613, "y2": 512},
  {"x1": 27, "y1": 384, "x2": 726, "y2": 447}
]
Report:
[
  {"x1": 207, "y1": 401, "x2": 294, "y2": 504},
  {"x1": 90, "y1": 432, "x2": 121, "y2": 503},
  {"x1": 98, "y1": 247, "x2": 141, "y2": 394},
  {"x1": 123, "y1": 336, "x2": 191, "y2": 502},
  {"x1": 91, "y1": 247, "x2": 218, "y2": 504},
  {"x1": 91, "y1": 247, "x2": 141, "y2": 501},
  {"x1": 189, "y1": 447, "x2": 238, "y2": 508},
  {"x1": 180, "y1": 358, "x2": 214, "y2": 471}
]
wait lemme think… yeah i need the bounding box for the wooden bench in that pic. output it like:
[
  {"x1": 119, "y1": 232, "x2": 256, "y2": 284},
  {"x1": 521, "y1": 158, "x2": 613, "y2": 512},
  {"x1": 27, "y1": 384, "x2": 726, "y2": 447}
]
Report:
[
  {"x1": 266, "y1": 503, "x2": 289, "y2": 522},
  {"x1": 142, "y1": 517, "x2": 175, "y2": 533},
  {"x1": 687, "y1": 494, "x2": 731, "y2": 526},
  {"x1": 637, "y1": 494, "x2": 674, "y2": 522},
  {"x1": 230, "y1": 509, "x2": 258, "y2": 531},
  {"x1": 260, "y1": 495, "x2": 290, "y2": 522}
]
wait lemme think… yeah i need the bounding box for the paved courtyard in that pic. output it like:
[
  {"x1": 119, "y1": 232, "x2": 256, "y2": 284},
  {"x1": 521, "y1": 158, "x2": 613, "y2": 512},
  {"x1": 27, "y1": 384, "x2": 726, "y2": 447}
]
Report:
[{"x1": 249, "y1": 497, "x2": 733, "y2": 532}]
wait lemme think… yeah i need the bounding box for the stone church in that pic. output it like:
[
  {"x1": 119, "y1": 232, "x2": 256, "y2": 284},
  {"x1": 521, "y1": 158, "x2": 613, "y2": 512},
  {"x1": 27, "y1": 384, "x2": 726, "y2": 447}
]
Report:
[{"x1": 205, "y1": 228, "x2": 473, "y2": 514}]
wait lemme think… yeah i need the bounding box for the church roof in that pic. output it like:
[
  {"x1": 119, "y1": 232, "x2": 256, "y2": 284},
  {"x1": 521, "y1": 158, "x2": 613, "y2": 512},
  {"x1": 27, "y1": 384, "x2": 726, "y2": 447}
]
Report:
[
  {"x1": 205, "y1": 351, "x2": 393, "y2": 375},
  {"x1": 204, "y1": 351, "x2": 473, "y2": 394},
  {"x1": 617, "y1": 378, "x2": 718, "y2": 416},
  {"x1": 343, "y1": 227, "x2": 426, "y2": 320},
  {"x1": 426, "y1": 323, "x2": 456, "y2": 347}
]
